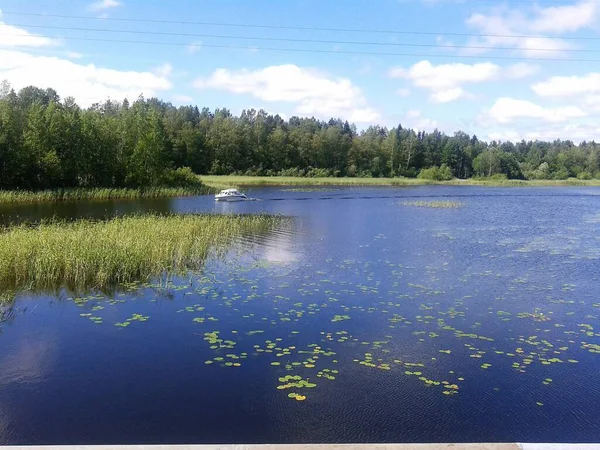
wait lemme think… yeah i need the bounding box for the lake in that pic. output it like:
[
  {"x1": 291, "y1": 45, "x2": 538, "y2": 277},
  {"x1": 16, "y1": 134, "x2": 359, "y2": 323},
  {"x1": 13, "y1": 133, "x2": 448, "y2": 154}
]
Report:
[{"x1": 1, "y1": 186, "x2": 600, "y2": 444}]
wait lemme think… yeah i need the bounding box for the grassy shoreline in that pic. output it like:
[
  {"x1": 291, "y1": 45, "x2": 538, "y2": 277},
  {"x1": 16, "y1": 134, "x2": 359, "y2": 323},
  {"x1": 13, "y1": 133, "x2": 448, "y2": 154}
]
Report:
[
  {"x1": 0, "y1": 186, "x2": 215, "y2": 205},
  {"x1": 2, "y1": 176, "x2": 598, "y2": 206},
  {"x1": 0, "y1": 213, "x2": 283, "y2": 297},
  {"x1": 200, "y1": 175, "x2": 600, "y2": 189}
]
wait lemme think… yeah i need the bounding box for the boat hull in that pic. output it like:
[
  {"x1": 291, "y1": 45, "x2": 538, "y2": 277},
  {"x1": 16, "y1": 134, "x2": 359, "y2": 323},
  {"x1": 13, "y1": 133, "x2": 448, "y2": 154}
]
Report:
[{"x1": 215, "y1": 195, "x2": 247, "y2": 202}]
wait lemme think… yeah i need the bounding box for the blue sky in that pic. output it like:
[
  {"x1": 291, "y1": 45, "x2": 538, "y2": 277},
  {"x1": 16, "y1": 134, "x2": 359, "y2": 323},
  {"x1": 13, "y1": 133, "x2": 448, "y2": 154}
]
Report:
[{"x1": 1, "y1": 0, "x2": 600, "y2": 142}]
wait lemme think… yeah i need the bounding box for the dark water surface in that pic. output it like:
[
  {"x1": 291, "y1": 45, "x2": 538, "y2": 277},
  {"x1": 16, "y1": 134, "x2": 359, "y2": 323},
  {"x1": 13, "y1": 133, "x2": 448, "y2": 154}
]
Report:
[{"x1": 1, "y1": 186, "x2": 600, "y2": 444}]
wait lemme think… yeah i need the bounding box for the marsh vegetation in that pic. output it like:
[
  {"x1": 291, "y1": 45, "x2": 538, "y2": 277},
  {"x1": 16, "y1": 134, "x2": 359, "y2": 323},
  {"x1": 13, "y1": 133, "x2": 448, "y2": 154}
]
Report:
[{"x1": 0, "y1": 213, "x2": 283, "y2": 294}]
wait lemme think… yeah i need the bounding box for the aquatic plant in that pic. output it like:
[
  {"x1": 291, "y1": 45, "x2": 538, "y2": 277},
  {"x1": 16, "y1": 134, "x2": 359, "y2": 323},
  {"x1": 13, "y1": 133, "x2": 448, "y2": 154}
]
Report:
[
  {"x1": 401, "y1": 201, "x2": 464, "y2": 209},
  {"x1": 0, "y1": 213, "x2": 284, "y2": 294},
  {"x1": 0, "y1": 186, "x2": 214, "y2": 205}
]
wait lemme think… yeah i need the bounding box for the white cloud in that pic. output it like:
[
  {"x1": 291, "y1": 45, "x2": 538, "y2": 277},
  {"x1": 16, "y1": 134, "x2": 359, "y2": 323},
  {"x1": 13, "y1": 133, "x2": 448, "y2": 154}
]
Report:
[
  {"x1": 402, "y1": 109, "x2": 438, "y2": 131},
  {"x1": 463, "y1": 2, "x2": 598, "y2": 57},
  {"x1": 488, "y1": 122, "x2": 600, "y2": 144},
  {"x1": 389, "y1": 60, "x2": 499, "y2": 89},
  {"x1": 152, "y1": 63, "x2": 173, "y2": 78},
  {"x1": 194, "y1": 64, "x2": 380, "y2": 123},
  {"x1": 66, "y1": 51, "x2": 84, "y2": 59},
  {"x1": 530, "y1": 1, "x2": 599, "y2": 33},
  {"x1": 0, "y1": 13, "x2": 59, "y2": 48},
  {"x1": 186, "y1": 41, "x2": 202, "y2": 54},
  {"x1": 396, "y1": 88, "x2": 411, "y2": 97},
  {"x1": 0, "y1": 49, "x2": 172, "y2": 107},
  {"x1": 431, "y1": 87, "x2": 470, "y2": 103},
  {"x1": 533, "y1": 73, "x2": 600, "y2": 99},
  {"x1": 88, "y1": 0, "x2": 122, "y2": 11},
  {"x1": 389, "y1": 60, "x2": 542, "y2": 103},
  {"x1": 389, "y1": 60, "x2": 499, "y2": 103},
  {"x1": 486, "y1": 97, "x2": 587, "y2": 124},
  {"x1": 173, "y1": 94, "x2": 194, "y2": 104},
  {"x1": 505, "y1": 63, "x2": 539, "y2": 79}
]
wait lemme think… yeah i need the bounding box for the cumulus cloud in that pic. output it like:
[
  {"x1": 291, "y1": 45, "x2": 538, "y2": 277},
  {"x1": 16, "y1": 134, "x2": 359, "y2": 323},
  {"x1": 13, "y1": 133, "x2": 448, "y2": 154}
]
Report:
[
  {"x1": 0, "y1": 49, "x2": 172, "y2": 107},
  {"x1": 88, "y1": 0, "x2": 122, "y2": 11},
  {"x1": 0, "y1": 12, "x2": 59, "y2": 48},
  {"x1": 505, "y1": 63, "x2": 540, "y2": 79},
  {"x1": 486, "y1": 97, "x2": 586, "y2": 124},
  {"x1": 389, "y1": 60, "x2": 499, "y2": 103},
  {"x1": 529, "y1": 1, "x2": 599, "y2": 33},
  {"x1": 533, "y1": 73, "x2": 600, "y2": 99},
  {"x1": 173, "y1": 94, "x2": 194, "y2": 104},
  {"x1": 488, "y1": 122, "x2": 600, "y2": 144},
  {"x1": 193, "y1": 64, "x2": 380, "y2": 123},
  {"x1": 403, "y1": 109, "x2": 438, "y2": 131},
  {"x1": 463, "y1": 2, "x2": 600, "y2": 58},
  {"x1": 152, "y1": 63, "x2": 173, "y2": 78},
  {"x1": 389, "y1": 60, "x2": 541, "y2": 103}
]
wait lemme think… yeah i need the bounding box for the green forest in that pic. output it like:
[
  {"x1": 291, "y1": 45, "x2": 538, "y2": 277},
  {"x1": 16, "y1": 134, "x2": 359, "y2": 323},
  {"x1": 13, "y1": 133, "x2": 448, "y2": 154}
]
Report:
[{"x1": 1, "y1": 82, "x2": 599, "y2": 190}]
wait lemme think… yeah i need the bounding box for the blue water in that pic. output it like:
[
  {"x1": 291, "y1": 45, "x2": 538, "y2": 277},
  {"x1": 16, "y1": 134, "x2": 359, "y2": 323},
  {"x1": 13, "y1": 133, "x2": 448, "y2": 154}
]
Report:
[{"x1": 1, "y1": 186, "x2": 600, "y2": 444}]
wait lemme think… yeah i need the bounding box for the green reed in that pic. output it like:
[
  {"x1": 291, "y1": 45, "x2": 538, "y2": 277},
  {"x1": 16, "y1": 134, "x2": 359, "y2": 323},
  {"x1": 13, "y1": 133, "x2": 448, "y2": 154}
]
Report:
[
  {"x1": 0, "y1": 213, "x2": 283, "y2": 295},
  {"x1": 402, "y1": 201, "x2": 464, "y2": 208},
  {"x1": 0, "y1": 186, "x2": 214, "y2": 205}
]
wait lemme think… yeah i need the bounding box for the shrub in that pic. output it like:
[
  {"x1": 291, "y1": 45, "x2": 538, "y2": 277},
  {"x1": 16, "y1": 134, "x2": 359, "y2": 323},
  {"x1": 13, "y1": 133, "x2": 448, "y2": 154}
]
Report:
[
  {"x1": 158, "y1": 167, "x2": 204, "y2": 188},
  {"x1": 417, "y1": 164, "x2": 453, "y2": 181},
  {"x1": 346, "y1": 164, "x2": 357, "y2": 177},
  {"x1": 396, "y1": 167, "x2": 418, "y2": 178},
  {"x1": 552, "y1": 168, "x2": 570, "y2": 180},
  {"x1": 577, "y1": 171, "x2": 592, "y2": 180},
  {"x1": 305, "y1": 167, "x2": 333, "y2": 178},
  {"x1": 278, "y1": 167, "x2": 305, "y2": 177}
]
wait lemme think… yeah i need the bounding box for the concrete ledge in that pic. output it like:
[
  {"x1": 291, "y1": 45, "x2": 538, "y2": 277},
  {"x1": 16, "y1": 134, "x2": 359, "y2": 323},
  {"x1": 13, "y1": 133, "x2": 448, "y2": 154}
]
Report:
[
  {"x1": 3, "y1": 445, "x2": 600, "y2": 450},
  {"x1": 2, "y1": 444, "x2": 600, "y2": 450}
]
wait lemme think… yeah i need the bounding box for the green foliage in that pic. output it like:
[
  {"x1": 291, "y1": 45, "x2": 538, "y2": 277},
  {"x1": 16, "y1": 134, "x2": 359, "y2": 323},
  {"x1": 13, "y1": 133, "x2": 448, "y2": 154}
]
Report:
[
  {"x1": 0, "y1": 187, "x2": 211, "y2": 204},
  {"x1": 577, "y1": 171, "x2": 592, "y2": 180},
  {"x1": 0, "y1": 81, "x2": 598, "y2": 190},
  {"x1": 0, "y1": 213, "x2": 284, "y2": 294},
  {"x1": 552, "y1": 168, "x2": 570, "y2": 180},
  {"x1": 200, "y1": 175, "x2": 600, "y2": 188},
  {"x1": 158, "y1": 167, "x2": 204, "y2": 188},
  {"x1": 417, "y1": 164, "x2": 453, "y2": 181}
]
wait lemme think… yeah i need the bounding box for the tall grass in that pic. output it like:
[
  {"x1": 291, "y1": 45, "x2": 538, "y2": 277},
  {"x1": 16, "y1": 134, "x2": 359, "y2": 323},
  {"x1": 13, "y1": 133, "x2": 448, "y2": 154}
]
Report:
[
  {"x1": 200, "y1": 175, "x2": 600, "y2": 188},
  {"x1": 0, "y1": 213, "x2": 283, "y2": 295},
  {"x1": 0, "y1": 186, "x2": 215, "y2": 205}
]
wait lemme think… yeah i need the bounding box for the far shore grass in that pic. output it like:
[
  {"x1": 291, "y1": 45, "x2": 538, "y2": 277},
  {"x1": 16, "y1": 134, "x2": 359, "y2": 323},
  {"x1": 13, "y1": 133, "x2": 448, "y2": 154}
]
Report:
[
  {"x1": 0, "y1": 213, "x2": 283, "y2": 298},
  {"x1": 200, "y1": 175, "x2": 600, "y2": 189},
  {"x1": 0, "y1": 186, "x2": 214, "y2": 205}
]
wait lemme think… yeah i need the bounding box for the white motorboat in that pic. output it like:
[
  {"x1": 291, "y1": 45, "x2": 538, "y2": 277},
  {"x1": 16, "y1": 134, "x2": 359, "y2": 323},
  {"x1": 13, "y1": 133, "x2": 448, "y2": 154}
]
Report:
[{"x1": 215, "y1": 188, "x2": 249, "y2": 202}]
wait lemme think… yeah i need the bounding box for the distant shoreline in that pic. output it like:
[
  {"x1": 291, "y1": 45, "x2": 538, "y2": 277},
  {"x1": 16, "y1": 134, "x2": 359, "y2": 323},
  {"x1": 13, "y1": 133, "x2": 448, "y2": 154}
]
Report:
[
  {"x1": 1, "y1": 177, "x2": 598, "y2": 205},
  {"x1": 201, "y1": 175, "x2": 600, "y2": 189}
]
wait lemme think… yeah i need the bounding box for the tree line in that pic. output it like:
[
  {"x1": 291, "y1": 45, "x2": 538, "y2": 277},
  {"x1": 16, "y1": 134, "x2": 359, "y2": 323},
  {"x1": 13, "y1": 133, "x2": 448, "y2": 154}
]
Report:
[{"x1": 1, "y1": 82, "x2": 599, "y2": 190}]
